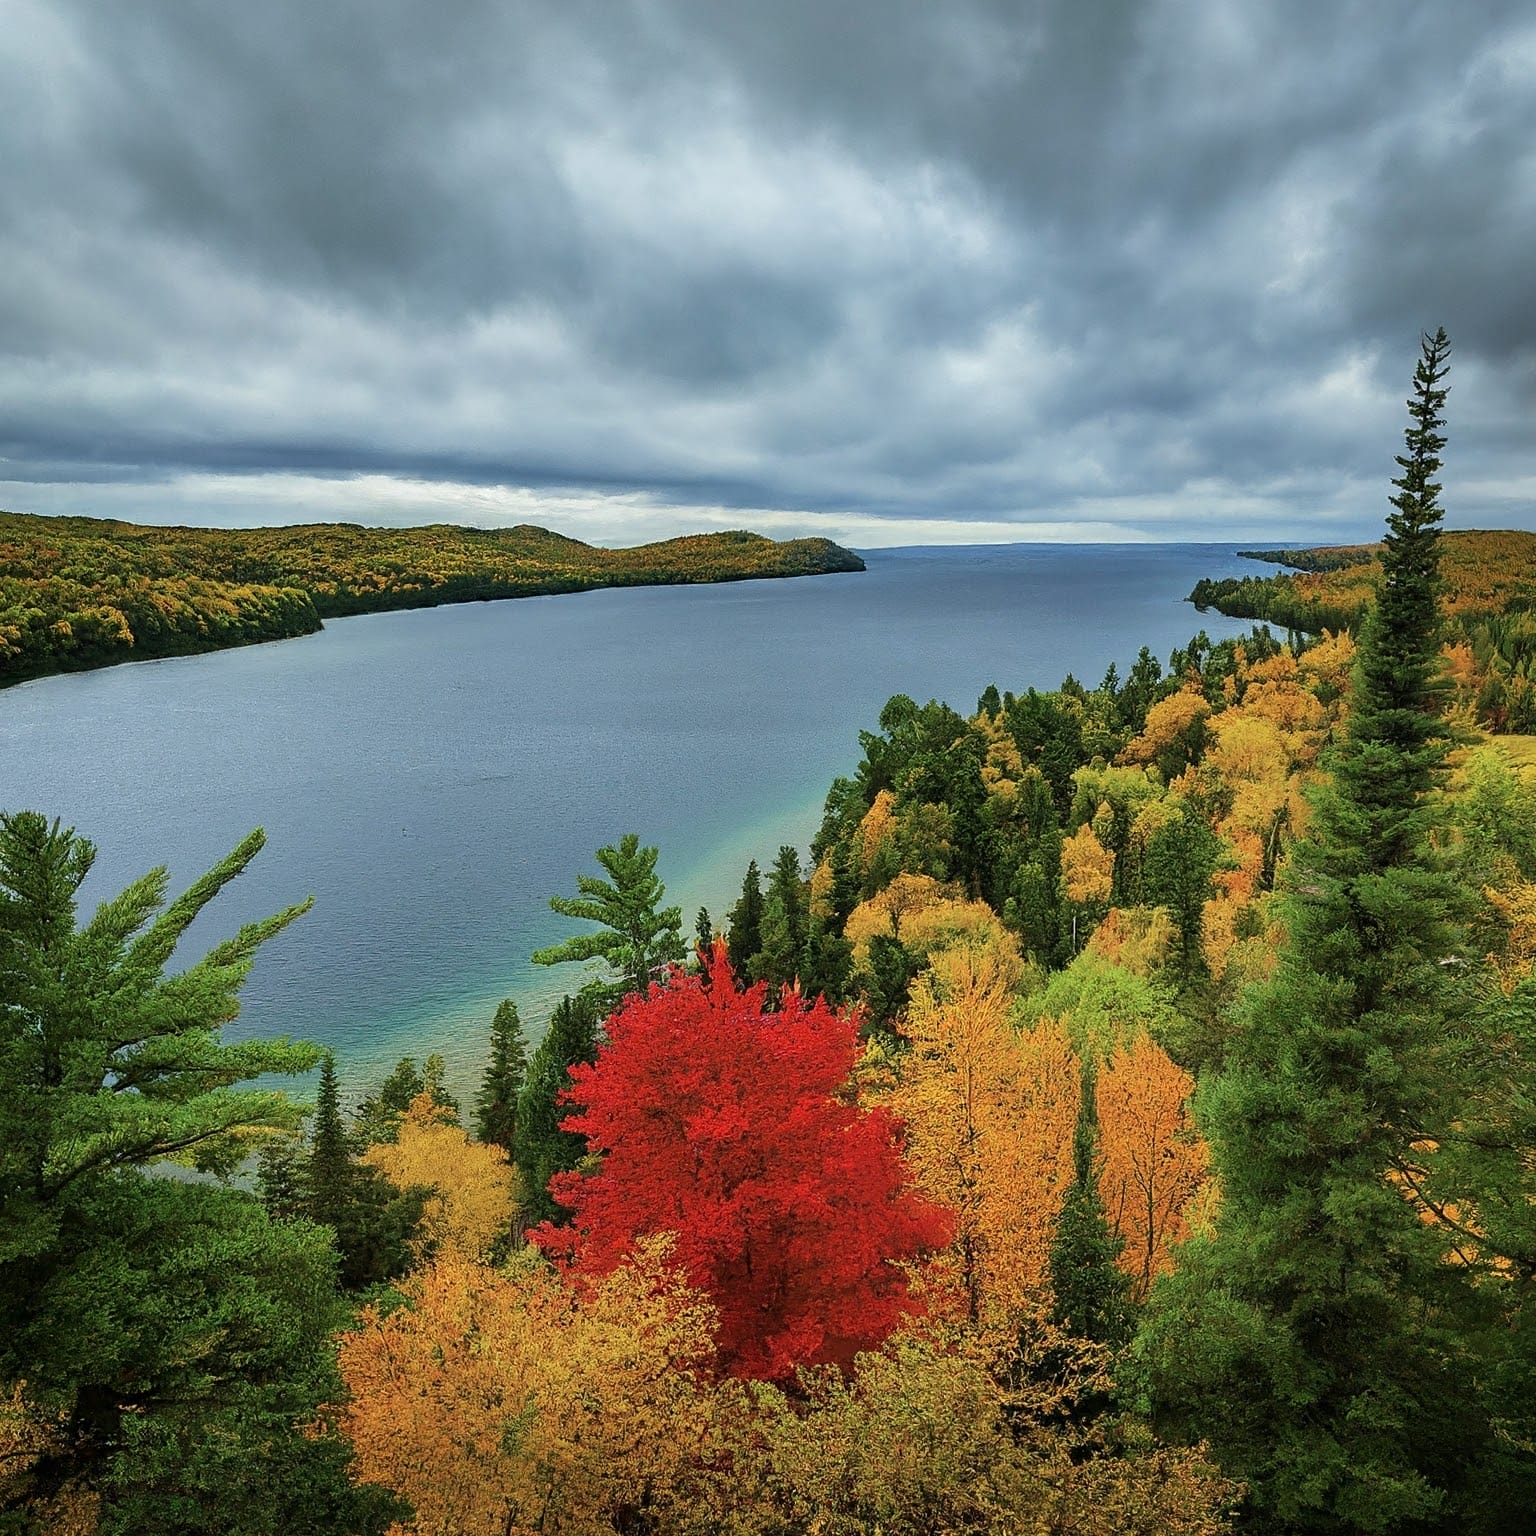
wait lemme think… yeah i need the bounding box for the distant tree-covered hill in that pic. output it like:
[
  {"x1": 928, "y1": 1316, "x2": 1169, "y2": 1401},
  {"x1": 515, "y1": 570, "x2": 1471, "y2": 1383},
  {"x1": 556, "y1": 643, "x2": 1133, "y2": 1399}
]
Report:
[
  {"x1": 1189, "y1": 529, "x2": 1536, "y2": 729},
  {"x1": 0, "y1": 511, "x2": 864, "y2": 685}
]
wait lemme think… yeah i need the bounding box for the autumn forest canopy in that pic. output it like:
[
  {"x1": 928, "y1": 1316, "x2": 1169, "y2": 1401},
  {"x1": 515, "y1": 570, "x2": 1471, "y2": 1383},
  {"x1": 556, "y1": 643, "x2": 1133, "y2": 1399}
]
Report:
[{"x1": 8, "y1": 331, "x2": 1536, "y2": 1534}]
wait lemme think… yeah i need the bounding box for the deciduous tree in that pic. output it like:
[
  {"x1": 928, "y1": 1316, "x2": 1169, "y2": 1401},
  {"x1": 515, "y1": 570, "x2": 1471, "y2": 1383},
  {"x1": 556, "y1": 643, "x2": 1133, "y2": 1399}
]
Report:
[
  {"x1": 363, "y1": 1091, "x2": 519, "y2": 1260},
  {"x1": 889, "y1": 939, "x2": 1079, "y2": 1326},
  {"x1": 1095, "y1": 1035, "x2": 1207, "y2": 1301},
  {"x1": 530, "y1": 947, "x2": 951, "y2": 1380}
]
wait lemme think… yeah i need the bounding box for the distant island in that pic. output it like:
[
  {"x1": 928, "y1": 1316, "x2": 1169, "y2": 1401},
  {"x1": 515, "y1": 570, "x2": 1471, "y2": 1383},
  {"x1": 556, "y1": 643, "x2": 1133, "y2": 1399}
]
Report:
[{"x1": 0, "y1": 510, "x2": 865, "y2": 686}]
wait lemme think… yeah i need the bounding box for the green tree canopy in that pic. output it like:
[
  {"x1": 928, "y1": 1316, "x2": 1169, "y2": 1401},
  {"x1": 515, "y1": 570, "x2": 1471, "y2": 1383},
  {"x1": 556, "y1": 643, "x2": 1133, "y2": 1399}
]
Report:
[
  {"x1": 530, "y1": 833, "x2": 684, "y2": 1000},
  {"x1": 0, "y1": 815, "x2": 395, "y2": 1530}
]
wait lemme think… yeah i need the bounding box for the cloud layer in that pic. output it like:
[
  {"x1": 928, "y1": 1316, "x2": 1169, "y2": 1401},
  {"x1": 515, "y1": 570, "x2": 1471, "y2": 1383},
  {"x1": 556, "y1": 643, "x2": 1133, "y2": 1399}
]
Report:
[{"x1": 3, "y1": 1, "x2": 1532, "y2": 544}]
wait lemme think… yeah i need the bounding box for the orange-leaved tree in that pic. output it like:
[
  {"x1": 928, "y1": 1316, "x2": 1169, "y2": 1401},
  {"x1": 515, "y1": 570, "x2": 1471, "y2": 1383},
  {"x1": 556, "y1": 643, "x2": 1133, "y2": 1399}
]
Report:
[
  {"x1": 889, "y1": 939, "x2": 1080, "y2": 1326},
  {"x1": 1096, "y1": 1034, "x2": 1208, "y2": 1300},
  {"x1": 528, "y1": 945, "x2": 952, "y2": 1380}
]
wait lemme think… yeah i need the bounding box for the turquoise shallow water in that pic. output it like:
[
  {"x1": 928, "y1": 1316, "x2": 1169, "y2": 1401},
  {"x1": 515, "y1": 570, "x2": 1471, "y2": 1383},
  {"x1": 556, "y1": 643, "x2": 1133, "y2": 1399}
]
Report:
[{"x1": 2, "y1": 542, "x2": 1265, "y2": 1102}]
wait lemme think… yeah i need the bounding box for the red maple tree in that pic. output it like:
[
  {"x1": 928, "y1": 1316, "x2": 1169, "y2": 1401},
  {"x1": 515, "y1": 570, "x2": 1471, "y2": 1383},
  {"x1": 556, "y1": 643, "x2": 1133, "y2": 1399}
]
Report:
[{"x1": 529, "y1": 945, "x2": 952, "y2": 1381}]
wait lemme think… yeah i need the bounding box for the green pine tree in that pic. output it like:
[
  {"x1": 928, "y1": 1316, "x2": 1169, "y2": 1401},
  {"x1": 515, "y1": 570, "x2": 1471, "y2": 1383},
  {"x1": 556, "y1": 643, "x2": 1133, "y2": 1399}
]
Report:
[
  {"x1": 1049, "y1": 1066, "x2": 1133, "y2": 1348},
  {"x1": 306, "y1": 1052, "x2": 424, "y2": 1291},
  {"x1": 350, "y1": 1056, "x2": 424, "y2": 1147},
  {"x1": 307, "y1": 1051, "x2": 353, "y2": 1232},
  {"x1": 474, "y1": 998, "x2": 528, "y2": 1150},
  {"x1": 1136, "y1": 329, "x2": 1493, "y2": 1532},
  {"x1": 531, "y1": 833, "x2": 684, "y2": 1001},
  {"x1": 0, "y1": 816, "x2": 395, "y2": 1531}
]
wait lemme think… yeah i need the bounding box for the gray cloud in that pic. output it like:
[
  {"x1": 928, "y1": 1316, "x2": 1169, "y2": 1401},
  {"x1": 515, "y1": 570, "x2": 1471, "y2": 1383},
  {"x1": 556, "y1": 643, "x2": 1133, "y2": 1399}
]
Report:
[{"x1": 1, "y1": 0, "x2": 1532, "y2": 544}]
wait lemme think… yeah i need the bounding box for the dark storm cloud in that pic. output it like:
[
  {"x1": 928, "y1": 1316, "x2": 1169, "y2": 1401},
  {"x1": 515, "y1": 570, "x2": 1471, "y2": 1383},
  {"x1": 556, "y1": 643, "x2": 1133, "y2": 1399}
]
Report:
[{"x1": 1, "y1": 0, "x2": 1532, "y2": 543}]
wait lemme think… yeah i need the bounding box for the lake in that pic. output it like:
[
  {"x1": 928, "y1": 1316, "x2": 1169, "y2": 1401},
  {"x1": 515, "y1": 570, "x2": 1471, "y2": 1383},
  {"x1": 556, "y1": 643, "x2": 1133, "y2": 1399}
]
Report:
[{"x1": 2, "y1": 542, "x2": 1267, "y2": 1101}]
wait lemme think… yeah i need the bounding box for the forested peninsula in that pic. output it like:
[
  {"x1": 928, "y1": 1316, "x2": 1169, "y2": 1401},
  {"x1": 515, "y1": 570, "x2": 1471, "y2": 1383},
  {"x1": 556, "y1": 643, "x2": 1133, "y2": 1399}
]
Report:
[
  {"x1": 1189, "y1": 529, "x2": 1536, "y2": 729},
  {"x1": 0, "y1": 510, "x2": 864, "y2": 687}
]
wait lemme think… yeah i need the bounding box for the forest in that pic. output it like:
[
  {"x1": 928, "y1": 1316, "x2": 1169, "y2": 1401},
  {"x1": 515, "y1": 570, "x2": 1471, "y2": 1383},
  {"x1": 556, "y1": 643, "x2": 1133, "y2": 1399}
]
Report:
[
  {"x1": 0, "y1": 512, "x2": 863, "y2": 687},
  {"x1": 4, "y1": 330, "x2": 1536, "y2": 1535}
]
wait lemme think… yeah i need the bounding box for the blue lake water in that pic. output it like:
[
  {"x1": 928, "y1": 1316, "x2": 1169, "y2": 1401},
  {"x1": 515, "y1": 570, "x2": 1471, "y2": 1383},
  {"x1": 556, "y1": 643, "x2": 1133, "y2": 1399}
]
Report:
[{"x1": 2, "y1": 542, "x2": 1267, "y2": 1101}]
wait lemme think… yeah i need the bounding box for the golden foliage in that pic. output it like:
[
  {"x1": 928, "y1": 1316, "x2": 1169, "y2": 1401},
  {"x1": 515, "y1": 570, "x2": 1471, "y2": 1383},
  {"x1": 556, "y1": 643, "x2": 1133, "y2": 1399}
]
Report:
[
  {"x1": 1061, "y1": 824, "x2": 1115, "y2": 906},
  {"x1": 1097, "y1": 1037, "x2": 1209, "y2": 1301},
  {"x1": 1296, "y1": 627, "x2": 1356, "y2": 702},
  {"x1": 843, "y1": 872, "x2": 947, "y2": 966},
  {"x1": 1483, "y1": 879, "x2": 1536, "y2": 994},
  {"x1": 891, "y1": 945, "x2": 1079, "y2": 1326},
  {"x1": 1119, "y1": 689, "x2": 1211, "y2": 768},
  {"x1": 974, "y1": 710, "x2": 1025, "y2": 803},
  {"x1": 808, "y1": 856, "x2": 835, "y2": 920},
  {"x1": 361, "y1": 1092, "x2": 520, "y2": 1260},
  {"x1": 336, "y1": 1240, "x2": 729, "y2": 1536},
  {"x1": 855, "y1": 789, "x2": 899, "y2": 877},
  {"x1": 760, "y1": 1332, "x2": 1238, "y2": 1536}
]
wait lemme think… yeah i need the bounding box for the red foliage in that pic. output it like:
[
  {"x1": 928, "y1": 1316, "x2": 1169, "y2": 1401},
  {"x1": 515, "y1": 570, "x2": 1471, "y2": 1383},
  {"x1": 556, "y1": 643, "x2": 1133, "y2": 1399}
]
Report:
[{"x1": 528, "y1": 945, "x2": 952, "y2": 1381}]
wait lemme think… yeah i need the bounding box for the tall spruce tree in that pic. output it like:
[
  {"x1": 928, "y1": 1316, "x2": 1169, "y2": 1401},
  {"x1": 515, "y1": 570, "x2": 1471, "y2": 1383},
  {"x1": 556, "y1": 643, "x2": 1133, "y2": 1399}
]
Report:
[
  {"x1": 513, "y1": 988, "x2": 604, "y2": 1226},
  {"x1": 474, "y1": 998, "x2": 528, "y2": 1150},
  {"x1": 750, "y1": 846, "x2": 808, "y2": 989},
  {"x1": 1135, "y1": 330, "x2": 1493, "y2": 1532},
  {"x1": 1050, "y1": 1066, "x2": 1133, "y2": 1348},
  {"x1": 307, "y1": 1052, "x2": 353, "y2": 1232},
  {"x1": 304, "y1": 1052, "x2": 425, "y2": 1291},
  {"x1": 726, "y1": 859, "x2": 764, "y2": 975}
]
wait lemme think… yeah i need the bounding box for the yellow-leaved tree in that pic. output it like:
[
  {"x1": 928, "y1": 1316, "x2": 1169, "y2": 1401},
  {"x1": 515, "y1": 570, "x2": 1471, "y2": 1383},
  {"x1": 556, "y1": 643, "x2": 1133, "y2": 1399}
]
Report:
[
  {"x1": 888, "y1": 938, "x2": 1080, "y2": 1326},
  {"x1": 1060, "y1": 823, "x2": 1115, "y2": 907},
  {"x1": 361, "y1": 1091, "x2": 520, "y2": 1260},
  {"x1": 336, "y1": 1239, "x2": 732, "y2": 1536}
]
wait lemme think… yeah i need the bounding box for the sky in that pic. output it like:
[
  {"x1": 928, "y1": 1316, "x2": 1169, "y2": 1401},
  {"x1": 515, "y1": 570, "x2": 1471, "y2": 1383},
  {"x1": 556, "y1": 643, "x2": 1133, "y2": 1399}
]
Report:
[{"x1": 2, "y1": 1, "x2": 1533, "y2": 548}]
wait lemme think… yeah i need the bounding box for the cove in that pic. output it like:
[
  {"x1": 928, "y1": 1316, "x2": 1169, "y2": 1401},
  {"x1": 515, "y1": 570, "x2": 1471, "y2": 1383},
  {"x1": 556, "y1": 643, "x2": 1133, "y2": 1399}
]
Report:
[{"x1": 2, "y1": 542, "x2": 1268, "y2": 1099}]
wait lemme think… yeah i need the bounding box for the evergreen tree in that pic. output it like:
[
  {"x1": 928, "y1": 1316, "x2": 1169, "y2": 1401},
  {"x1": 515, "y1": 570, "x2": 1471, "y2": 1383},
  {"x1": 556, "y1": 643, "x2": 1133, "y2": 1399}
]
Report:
[
  {"x1": 351, "y1": 1056, "x2": 424, "y2": 1147},
  {"x1": 474, "y1": 998, "x2": 528, "y2": 1151},
  {"x1": 306, "y1": 1052, "x2": 425, "y2": 1291},
  {"x1": 863, "y1": 933, "x2": 919, "y2": 1034},
  {"x1": 800, "y1": 915, "x2": 854, "y2": 1004},
  {"x1": 531, "y1": 834, "x2": 684, "y2": 1001},
  {"x1": 1141, "y1": 801, "x2": 1221, "y2": 987},
  {"x1": 750, "y1": 846, "x2": 808, "y2": 990},
  {"x1": 513, "y1": 988, "x2": 604, "y2": 1226},
  {"x1": 307, "y1": 1052, "x2": 353, "y2": 1231},
  {"x1": 254, "y1": 1133, "x2": 308, "y2": 1225},
  {"x1": 1049, "y1": 1068, "x2": 1133, "y2": 1348},
  {"x1": 0, "y1": 816, "x2": 393, "y2": 1530},
  {"x1": 726, "y1": 859, "x2": 764, "y2": 975},
  {"x1": 1136, "y1": 329, "x2": 1492, "y2": 1531},
  {"x1": 694, "y1": 905, "x2": 714, "y2": 962}
]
